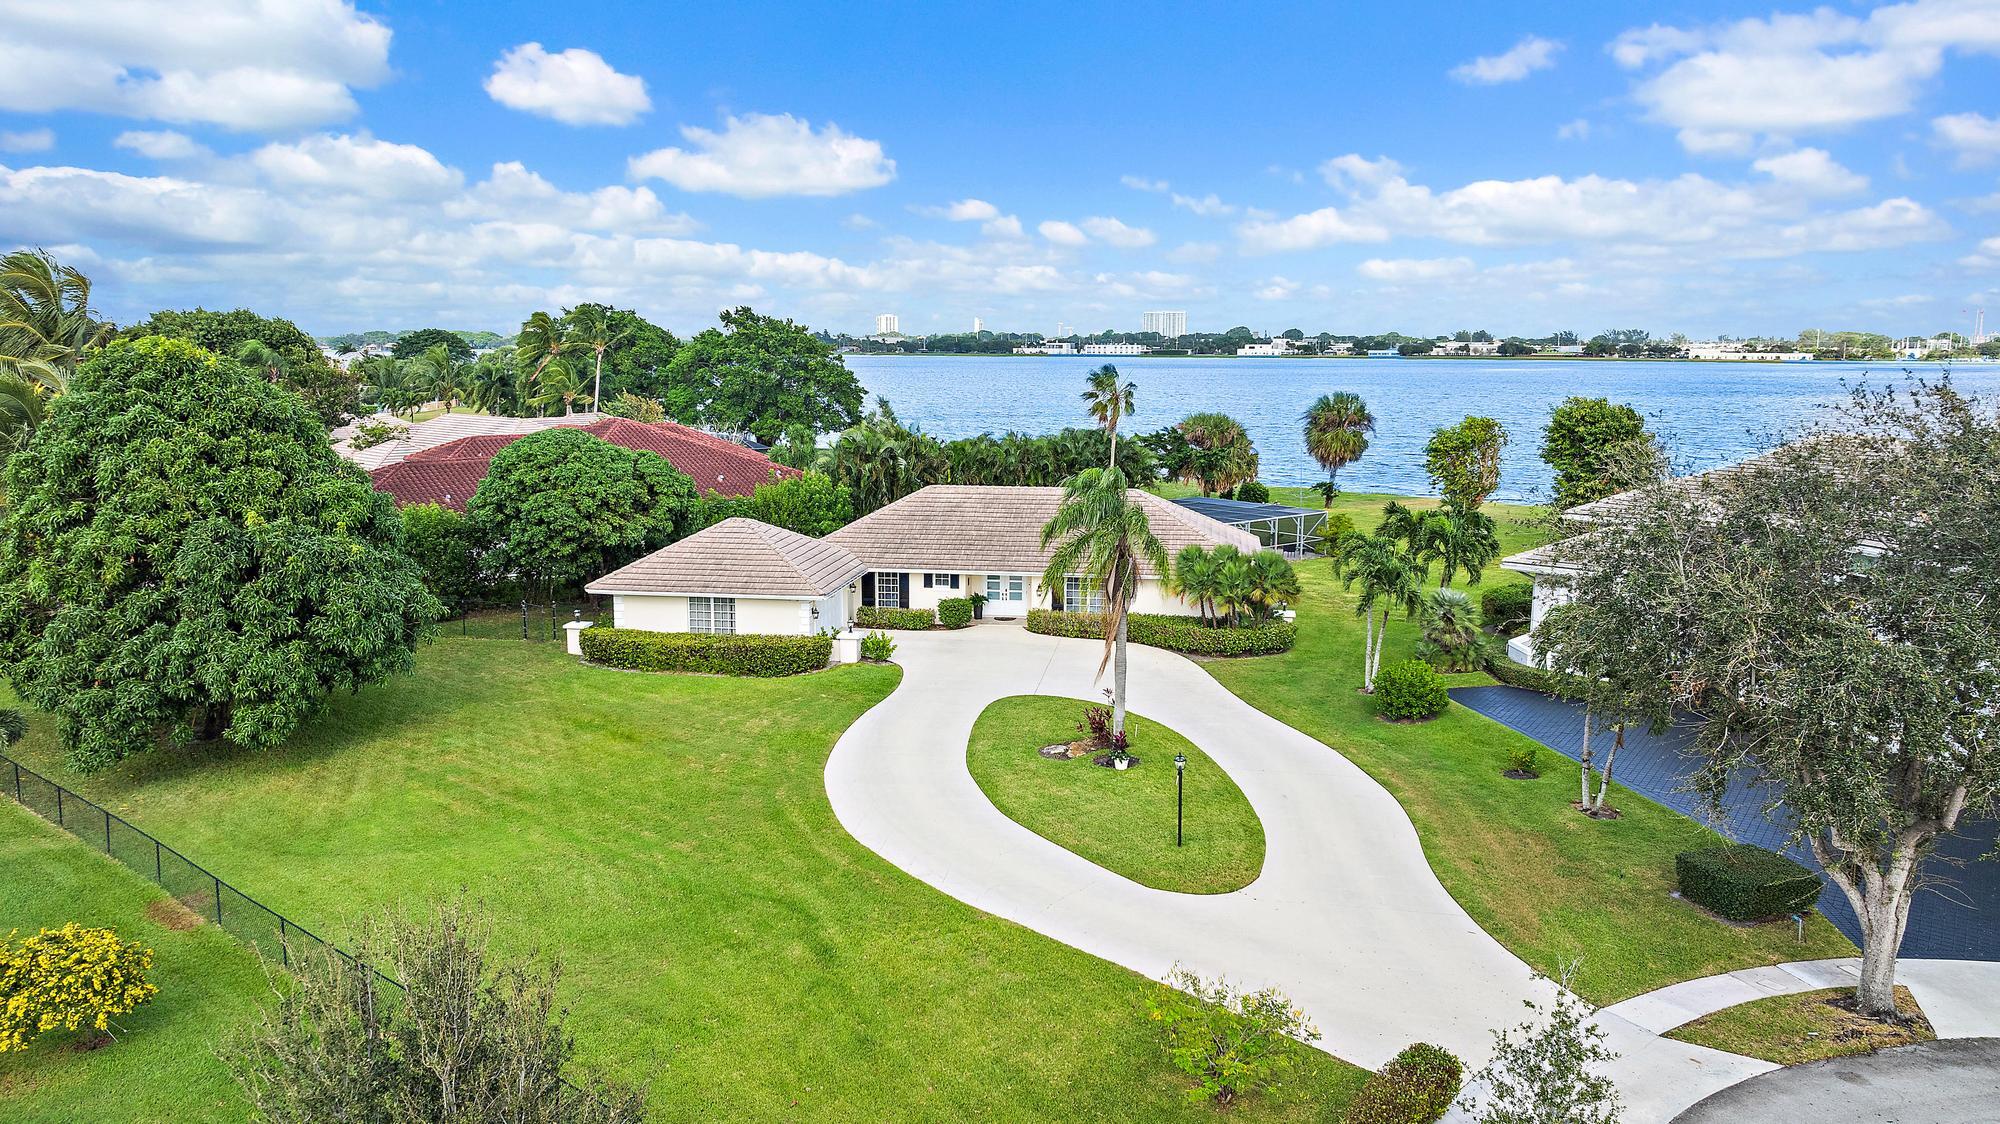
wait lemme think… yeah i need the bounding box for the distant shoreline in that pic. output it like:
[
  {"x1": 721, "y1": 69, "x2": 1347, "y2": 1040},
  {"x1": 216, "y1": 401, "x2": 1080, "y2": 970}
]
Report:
[{"x1": 842, "y1": 352, "x2": 1887, "y2": 364}]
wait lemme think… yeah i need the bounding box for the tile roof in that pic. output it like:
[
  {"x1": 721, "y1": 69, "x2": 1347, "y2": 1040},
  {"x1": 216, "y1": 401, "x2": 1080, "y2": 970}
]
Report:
[
  {"x1": 363, "y1": 415, "x2": 796, "y2": 510},
  {"x1": 586, "y1": 518, "x2": 866, "y2": 598},
  {"x1": 823, "y1": 485, "x2": 1259, "y2": 577},
  {"x1": 337, "y1": 412, "x2": 580, "y2": 471}
]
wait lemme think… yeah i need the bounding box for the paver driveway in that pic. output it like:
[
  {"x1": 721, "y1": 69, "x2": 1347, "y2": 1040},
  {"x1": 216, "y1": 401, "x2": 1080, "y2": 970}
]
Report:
[{"x1": 824, "y1": 625, "x2": 1772, "y2": 1121}]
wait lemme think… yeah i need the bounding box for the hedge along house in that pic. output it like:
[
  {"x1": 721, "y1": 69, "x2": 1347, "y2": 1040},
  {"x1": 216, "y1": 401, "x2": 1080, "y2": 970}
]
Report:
[
  {"x1": 822, "y1": 484, "x2": 1259, "y2": 619},
  {"x1": 585, "y1": 518, "x2": 868, "y2": 637}
]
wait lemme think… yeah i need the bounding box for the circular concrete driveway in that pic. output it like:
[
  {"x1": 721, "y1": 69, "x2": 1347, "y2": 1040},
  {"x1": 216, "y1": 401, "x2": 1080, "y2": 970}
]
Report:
[
  {"x1": 1673, "y1": 1038, "x2": 2000, "y2": 1123},
  {"x1": 823, "y1": 625, "x2": 1773, "y2": 1122}
]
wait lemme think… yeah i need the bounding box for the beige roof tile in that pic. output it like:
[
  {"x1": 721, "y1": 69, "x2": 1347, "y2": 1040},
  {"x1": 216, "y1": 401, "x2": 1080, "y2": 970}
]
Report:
[{"x1": 587, "y1": 518, "x2": 867, "y2": 598}]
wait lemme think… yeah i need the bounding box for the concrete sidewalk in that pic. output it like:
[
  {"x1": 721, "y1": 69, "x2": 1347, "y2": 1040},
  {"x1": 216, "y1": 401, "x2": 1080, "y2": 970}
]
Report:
[{"x1": 1608, "y1": 958, "x2": 2000, "y2": 1039}]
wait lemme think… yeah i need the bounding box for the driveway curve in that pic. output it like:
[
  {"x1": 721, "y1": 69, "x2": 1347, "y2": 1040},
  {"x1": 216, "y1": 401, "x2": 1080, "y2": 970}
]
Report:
[
  {"x1": 1672, "y1": 1038, "x2": 2000, "y2": 1123},
  {"x1": 825, "y1": 625, "x2": 1772, "y2": 1122}
]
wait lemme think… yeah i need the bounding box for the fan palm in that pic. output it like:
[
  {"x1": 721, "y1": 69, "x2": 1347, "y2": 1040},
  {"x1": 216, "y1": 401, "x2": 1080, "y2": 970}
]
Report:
[
  {"x1": 1334, "y1": 531, "x2": 1425, "y2": 691},
  {"x1": 1080, "y1": 364, "x2": 1137, "y2": 469},
  {"x1": 1245, "y1": 550, "x2": 1302, "y2": 620},
  {"x1": 1174, "y1": 412, "x2": 1259, "y2": 496},
  {"x1": 233, "y1": 339, "x2": 288, "y2": 382},
  {"x1": 1415, "y1": 587, "x2": 1489, "y2": 671},
  {"x1": 1040, "y1": 466, "x2": 1169, "y2": 742},
  {"x1": 568, "y1": 305, "x2": 632, "y2": 412},
  {"x1": 1301, "y1": 392, "x2": 1374, "y2": 506}
]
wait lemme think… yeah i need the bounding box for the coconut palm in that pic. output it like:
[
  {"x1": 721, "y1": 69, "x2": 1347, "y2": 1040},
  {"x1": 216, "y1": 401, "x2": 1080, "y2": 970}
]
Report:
[
  {"x1": 1040, "y1": 466, "x2": 1169, "y2": 743},
  {"x1": 0, "y1": 372, "x2": 48, "y2": 456},
  {"x1": 515, "y1": 311, "x2": 574, "y2": 388},
  {"x1": 233, "y1": 340, "x2": 289, "y2": 382},
  {"x1": 1301, "y1": 392, "x2": 1374, "y2": 506},
  {"x1": 1080, "y1": 364, "x2": 1137, "y2": 469},
  {"x1": 527, "y1": 357, "x2": 591, "y2": 416},
  {"x1": 1334, "y1": 531, "x2": 1425, "y2": 691},
  {"x1": 415, "y1": 343, "x2": 469, "y2": 412},
  {"x1": 568, "y1": 305, "x2": 632, "y2": 412},
  {"x1": 0, "y1": 248, "x2": 111, "y2": 393}
]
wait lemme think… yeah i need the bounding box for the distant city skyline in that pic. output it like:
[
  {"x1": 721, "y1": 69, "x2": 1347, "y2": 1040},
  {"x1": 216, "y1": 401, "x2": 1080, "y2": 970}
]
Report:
[
  {"x1": 0, "y1": 1, "x2": 1996, "y2": 339},
  {"x1": 1142, "y1": 310, "x2": 1188, "y2": 338}
]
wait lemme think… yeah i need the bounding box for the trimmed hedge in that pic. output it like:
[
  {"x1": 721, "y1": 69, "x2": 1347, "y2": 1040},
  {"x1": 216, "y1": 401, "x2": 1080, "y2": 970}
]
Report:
[
  {"x1": 1235, "y1": 481, "x2": 1271, "y2": 503},
  {"x1": 1484, "y1": 655, "x2": 1556, "y2": 694},
  {"x1": 1344, "y1": 1042, "x2": 1463, "y2": 1124},
  {"x1": 1375, "y1": 660, "x2": 1449, "y2": 721},
  {"x1": 1677, "y1": 844, "x2": 1823, "y2": 922},
  {"x1": 579, "y1": 626, "x2": 831, "y2": 677},
  {"x1": 1025, "y1": 610, "x2": 1297, "y2": 656},
  {"x1": 1480, "y1": 581, "x2": 1534, "y2": 637},
  {"x1": 854, "y1": 606, "x2": 937, "y2": 630},
  {"x1": 936, "y1": 597, "x2": 973, "y2": 629}
]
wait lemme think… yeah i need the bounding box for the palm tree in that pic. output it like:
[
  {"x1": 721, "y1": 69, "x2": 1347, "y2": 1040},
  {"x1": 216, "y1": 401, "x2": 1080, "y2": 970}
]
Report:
[
  {"x1": 1080, "y1": 364, "x2": 1137, "y2": 469},
  {"x1": 415, "y1": 343, "x2": 468, "y2": 412},
  {"x1": 0, "y1": 372, "x2": 48, "y2": 457},
  {"x1": 528, "y1": 357, "x2": 591, "y2": 416},
  {"x1": 233, "y1": 339, "x2": 288, "y2": 382},
  {"x1": 1245, "y1": 550, "x2": 1302, "y2": 620},
  {"x1": 568, "y1": 305, "x2": 632, "y2": 412},
  {"x1": 1040, "y1": 466, "x2": 1169, "y2": 743},
  {"x1": 1213, "y1": 546, "x2": 1255, "y2": 626},
  {"x1": 1415, "y1": 588, "x2": 1488, "y2": 671},
  {"x1": 1301, "y1": 392, "x2": 1375, "y2": 507},
  {"x1": 1376, "y1": 500, "x2": 1430, "y2": 555},
  {"x1": 1174, "y1": 412, "x2": 1259, "y2": 496},
  {"x1": 1334, "y1": 532, "x2": 1425, "y2": 691},
  {"x1": 0, "y1": 249, "x2": 111, "y2": 453},
  {"x1": 1168, "y1": 544, "x2": 1221, "y2": 626},
  {"x1": 1421, "y1": 506, "x2": 1501, "y2": 589},
  {"x1": 515, "y1": 311, "x2": 574, "y2": 390}
]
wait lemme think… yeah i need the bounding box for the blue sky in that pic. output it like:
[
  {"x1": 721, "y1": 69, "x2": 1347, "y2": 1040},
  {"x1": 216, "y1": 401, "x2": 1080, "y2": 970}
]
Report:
[{"x1": 1, "y1": 0, "x2": 1996, "y2": 340}]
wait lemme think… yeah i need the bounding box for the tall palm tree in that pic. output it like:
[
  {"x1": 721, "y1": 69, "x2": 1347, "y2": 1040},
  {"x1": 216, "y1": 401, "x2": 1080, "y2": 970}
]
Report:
[
  {"x1": 415, "y1": 343, "x2": 468, "y2": 412},
  {"x1": 1334, "y1": 532, "x2": 1425, "y2": 691},
  {"x1": 515, "y1": 311, "x2": 574, "y2": 389},
  {"x1": 568, "y1": 305, "x2": 632, "y2": 412},
  {"x1": 233, "y1": 339, "x2": 289, "y2": 382},
  {"x1": 0, "y1": 249, "x2": 111, "y2": 451},
  {"x1": 1040, "y1": 466, "x2": 1169, "y2": 742},
  {"x1": 1174, "y1": 412, "x2": 1259, "y2": 496},
  {"x1": 1080, "y1": 364, "x2": 1137, "y2": 469},
  {"x1": 1301, "y1": 392, "x2": 1375, "y2": 507},
  {"x1": 527, "y1": 357, "x2": 591, "y2": 416}
]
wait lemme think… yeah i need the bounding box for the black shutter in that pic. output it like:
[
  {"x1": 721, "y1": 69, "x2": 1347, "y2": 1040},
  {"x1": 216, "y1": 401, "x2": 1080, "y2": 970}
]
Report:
[
  {"x1": 923, "y1": 573, "x2": 933, "y2": 588},
  {"x1": 950, "y1": 574, "x2": 960, "y2": 589},
  {"x1": 861, "y1": 573, "x2": 876, "y2": 607}
]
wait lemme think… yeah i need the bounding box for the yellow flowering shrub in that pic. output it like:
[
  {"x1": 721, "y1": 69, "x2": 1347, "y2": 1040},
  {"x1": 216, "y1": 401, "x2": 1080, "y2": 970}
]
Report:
[{"x1": 0, "y1": 922, "x2": 159, "y2": 1052}]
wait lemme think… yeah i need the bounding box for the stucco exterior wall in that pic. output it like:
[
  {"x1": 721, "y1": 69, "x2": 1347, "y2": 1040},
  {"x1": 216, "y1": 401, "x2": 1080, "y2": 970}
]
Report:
[
  {"x1": 609, "y1": 593, "x2": 814, "y2": 636},
  {"x1": 1131, "y1": 577, "x2": 1199, "y2": 616}
]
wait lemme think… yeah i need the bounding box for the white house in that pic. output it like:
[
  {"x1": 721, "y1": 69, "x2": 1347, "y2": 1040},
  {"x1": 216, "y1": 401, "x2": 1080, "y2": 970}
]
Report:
[
  {"x1": 1237, "y1": 338, "x2": 1298, "y2": 357},
  {"x1": 586, "y1": 485, "x2": 1259, "y2": 635}
]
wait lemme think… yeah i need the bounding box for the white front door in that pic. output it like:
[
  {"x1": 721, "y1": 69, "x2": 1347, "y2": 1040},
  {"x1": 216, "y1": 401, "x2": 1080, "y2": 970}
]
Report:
[{"x1": 984, "y1": 573, "x2": 1027, "y2": 613}]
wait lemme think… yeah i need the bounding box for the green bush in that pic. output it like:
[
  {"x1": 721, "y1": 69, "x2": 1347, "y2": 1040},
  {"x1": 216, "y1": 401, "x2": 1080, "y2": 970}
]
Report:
[
  {"x1": 1343, "y1": 1042, "x2": 1463, "y2": 1124},
  {"x1": 859, "y1": 631, "x2": 897, "y2": 662},
  {"x1": 1147, "y1": 966, "x2": 1320, "y2": 1106},
  {"x1": 854, "y1": 606, "x2": 937, "y2": 630},
  {"x1": 0, "y1": 708, "x2": 25, "y2": 748},
  {"x1": 936, "y1": 597, "x2": 973, "y2": 629},
  {"x1": 1505, "y1": 745, "x2": 1540, "y2": 776},
  {"x1": 1676, "y1": 844, "x2": 1823, "y2": 922},
  {"x1": 579, "y1": 626, "x2": 830, "y2": 677},
  {"x1": 1480, "y1": 582, "x2": 1535, "y2": 636},
  {"x1": 1025, "y1": 610, "x2": 1296, "y2": 656},
  {"x1": 1375, "y1": 660, "x2": 1449, "y2": 721},
  {"x1": 1235, "y1": 481, "x2": 1270, "y2": 503},
  {"x1": 1485, "y1": 656, "x2": 1555, "y2": 694}
]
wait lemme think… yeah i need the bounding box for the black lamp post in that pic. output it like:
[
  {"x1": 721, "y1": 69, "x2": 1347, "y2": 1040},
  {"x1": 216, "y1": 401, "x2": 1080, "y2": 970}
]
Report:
[{"x1": 1174, "y1": 752, "x2": 1187, "y2": 847}]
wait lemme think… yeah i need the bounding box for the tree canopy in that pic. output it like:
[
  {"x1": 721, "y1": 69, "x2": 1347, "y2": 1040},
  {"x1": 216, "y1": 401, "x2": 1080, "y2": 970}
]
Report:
[
  {"x1": 1424, "y1": 416, "x2": 1508, "y2": 511},
  {"x1": 669, "y1": 306, "x2": 864, "y2": 442},
  {"x1": 0, "y1": 337, "x2": 439, "y2": 771},
  {"x1": 1541, "y1": 397, "x2": 1654, "y2": 510},
  {"x1": 469, "y1": 428, "x2": 699, "y2": 590},
  {"x1": 131, "y1": 307, "x2": 359, "y2": 424},
  {"x1": 1154, "y1": 413, "x2": 1259, "y2": 497},
  {"x1": 391, "y1": 327, "x2": 474, "y2": 363},
  {"x1": 565, "y1": 303, "x2": 679, "y2": 404}
]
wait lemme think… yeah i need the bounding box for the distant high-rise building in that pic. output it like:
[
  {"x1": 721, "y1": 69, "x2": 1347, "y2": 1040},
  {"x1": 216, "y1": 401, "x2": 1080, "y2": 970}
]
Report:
[
  {"x1": 1142, "y1": 310, "x2": 1188, "y2": 338},
  {"x1": 973, "y1": 316, "x2": 984, "y2": 334},
  {"x1": 875, "y1": 313, "x2": 900, "y2": 335}
]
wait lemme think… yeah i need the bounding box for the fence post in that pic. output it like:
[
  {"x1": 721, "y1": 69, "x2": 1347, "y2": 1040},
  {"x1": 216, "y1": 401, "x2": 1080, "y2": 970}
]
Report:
[
  {"x1": 279, "y1": 918, "x2": 289, "y2": 967},
  {"x1": 520, "y1": 598, "x2": 529, "y2": 640},
  {"x1": 12, "y1": 759, "x2": 19, "y2": 802},
  {"x1": 548, "y1": 599, "x2": 557, "y2": 641},
  {"x1": 155, "y1": 839, "x2": 163, "y2": 883},
  {"x1": 104, "y1": 810, "x2": 111, "y2": 853},
  {"x1": 55, "y1": 786, "x2": 62, "y2": 826},
  {"x1": 214, "y1": 875, "x2": 224, "y2": 926}
]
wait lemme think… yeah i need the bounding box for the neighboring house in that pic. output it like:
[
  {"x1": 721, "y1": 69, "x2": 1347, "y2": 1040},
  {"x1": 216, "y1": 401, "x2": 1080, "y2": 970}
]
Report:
[
  {"x1": 365, "y1": 416, "x2": 798, "y2": 511},
  {"x1": 585, "y1": 484, "x2": 1258, "y2": 635}
]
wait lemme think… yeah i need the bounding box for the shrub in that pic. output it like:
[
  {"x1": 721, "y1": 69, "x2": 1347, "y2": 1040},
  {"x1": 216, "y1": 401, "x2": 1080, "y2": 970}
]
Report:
[
  {"x1": 859, "y1": 631, "x2": 897, "y2": 662},
  {"x1": 346, "y1": 418, "x2": 407, "y2": 450},
  {"x1": 1480, "y1": 582, "x2": 1534, "y2": 636},
  {"x1": 1026, "y1": 610, "x2": 1296, "y2": 656},
  {"x1": 1235, "y1": 481, "x2": 1271, "y2": 503},
  {"x1": 1375, "y1": 660, "x2": 1449, "y2": 721},
  {"x1": 0, "y1": 708, "x2": 25, "y2": 747},
  {"x1": 1485, "y1": 656, "x2": 1555, "y2": 694},
  {"x1": 0, "y1": 923, "x2": 159, "y2": 1052},
  {"x1": 580, "y1": 626, "x2": 830, "y2": 677},
  {"x1": 1677, "y1": 844, "x2": 1823, "y2": 922},
  {"x1": 854, "y1": 606, "x2": 937, "y2": 630},
  {"x1": 1345, "y1": 1042, "x2": 1463, "y2": 1124},
  {"x1": 1417, "y1": 588, "x2": 1489, "y2": 672},
  {"x1": 1078, "y1": 704, "x2": 1113, "y2": 744},
  {"x1": 1505, "y1": 745, "x2": 1540, "y2": 776},
  {"x1": 936, "y1": 597, "x2": 973, "y2": 629},
  {"x1": 1148, "y1": 966, "x2": 1320, "y2": 1106}
]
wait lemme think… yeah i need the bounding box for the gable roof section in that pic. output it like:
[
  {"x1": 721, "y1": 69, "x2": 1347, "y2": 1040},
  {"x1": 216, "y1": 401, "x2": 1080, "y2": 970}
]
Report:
[
  {"x1": 824, "y1": 485, "x2": 1258, "y2": 577},
  {"x1": 370, "y1": 458, "x2": 490, "y2": 512},
  {"x1": 586, "y1": 518, "x2": 866, "y2": 598}
]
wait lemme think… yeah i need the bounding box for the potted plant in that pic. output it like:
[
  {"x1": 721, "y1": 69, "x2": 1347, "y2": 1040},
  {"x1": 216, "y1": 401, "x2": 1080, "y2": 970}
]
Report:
[
  {"x1": 1110, "y1": 731, "x2": 1134, "y2": 770},
  {"x1": 969, "y1": 591, "x2": 988, "y2": 620}
]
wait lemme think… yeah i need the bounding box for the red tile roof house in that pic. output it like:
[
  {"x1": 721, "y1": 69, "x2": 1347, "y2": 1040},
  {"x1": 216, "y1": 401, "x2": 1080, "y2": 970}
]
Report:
[{"x1": 366, "y1": 416, "x2": 798, "y2": 511}]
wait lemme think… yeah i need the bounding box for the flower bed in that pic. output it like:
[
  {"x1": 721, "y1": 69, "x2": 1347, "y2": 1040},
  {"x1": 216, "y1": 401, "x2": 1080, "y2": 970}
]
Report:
[
  {"x1": 1025, "y1": 610, "x2": 1296, "y2": 656},
  {"x1": 579, "y1": 626, "x2": 832, "y2": 677}
]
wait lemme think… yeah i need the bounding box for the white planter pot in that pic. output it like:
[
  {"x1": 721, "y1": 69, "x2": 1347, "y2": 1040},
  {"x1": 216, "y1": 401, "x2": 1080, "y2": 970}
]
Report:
[{"x1": 1114, "y1": 757, "x2": 1130, "y2": 771}]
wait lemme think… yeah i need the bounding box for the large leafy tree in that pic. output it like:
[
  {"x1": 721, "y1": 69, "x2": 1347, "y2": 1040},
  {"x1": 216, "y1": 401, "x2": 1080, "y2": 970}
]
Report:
[
  {"x1": 390, "y1": 327, "x2": 474, "y2": 363},
  {"x1": 1164, "y1": 412, "x2": 1259, "y2": 496},
  {"x1": 744, "y1": 471, "x2": 853, "y2": 537},
  {"x1": 669, "y1": 306, "x2": 864, "y2": 443},
  {"x1": 1424, "y1": 415, "x2": 1509, "y2": 512},
  {"x1": 133, "y1": 308, "x2": 359, "y2": 425},
  {"x1": 1541, "y1": 396, "x2": 1652, "y2": 510},
  {"x1": 469, "y1": 428, "x2": 698, "y2": 591},
  {"x1": 1301, "y1": 391, "x2": 1375, "y2": 506},
  {"x1": 1534, "y1": 381, "x2": 2000, "y2": 1016},
  {"x1": 1040, "y1": 467, "x2": 1168, "y2": 741},
  {"x1": 0, "y1": 337, "x2": 440, "y2": 771}
]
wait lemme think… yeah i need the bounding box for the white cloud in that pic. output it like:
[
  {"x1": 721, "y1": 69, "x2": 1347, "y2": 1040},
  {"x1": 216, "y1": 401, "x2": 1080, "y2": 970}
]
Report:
[
  {"x1": 484, "y1": 43, "x2": 650, "y2": 126},
  {"x1": 1960, "y1": 234, "x2": 2000, "y2": 266},
  {"x1": 252, "y1": 134, "x2": 463, "y2": 200},
  {"x1": 629, "y1": 113, "x2": 894, "y2": 197},
  {"x1": 0, "y1": 0, "x2": 390, "y2": 131},
  {"x1": 1171, "y1": 192, "x2": 1237, "y2": 217},
  {"x1": 447, "y1": 162, "x2": 697, "y2": 233},
  {"x1": 1121, "y1": 175, "x2": 1169, "y2": 192},
  {"x1": 114, "y1": 130, "x2": 209, "y2": 160},
  {"x1": 1935, "y1": 112, "x2": 2000, "y2": 165},
  {"x1": 842, "y1": 213, "x2": 878, "y2": 230},
  {"x1": 1557, "y1": 119, "x2": 1591, "y2": 141},
  {"x1": 1038, "y1": 219, "x2": 1087, "y2": 246},
  {"x1": 1079, "y1": 216, "x2": 1156, "y2": 247},
  {"x1": 1237, "y1": 206, "x2": 1390, "y2": 252},
  {"x1": 0, "y1": 128, "x2": 52, "y2": 153},
  {"x1": 1254, "y1": 276, "x2": 1299, "y2": 301},
  {"x1": 1356, "y1": 257, "x2": 1477, "y2": 282},
  {"x1": 1451, "y1": 35, "x2": 1563, "y2": 84},
  {"x1": 1612, "y1": 1, "x2": 2000, "y2": 153},
  {"x1": 921, "y1": 198, "x2": 1001, "y2": 221},
  {"x1": 1752, "y1": 148, "x2": 1869, "y2": 195},
  {"x1": 981, "y1": 215, "x2": 1025, "y2": 239},
  {"x1": 1170, "y1": 241, "x2": 1222, "y2": 263}
]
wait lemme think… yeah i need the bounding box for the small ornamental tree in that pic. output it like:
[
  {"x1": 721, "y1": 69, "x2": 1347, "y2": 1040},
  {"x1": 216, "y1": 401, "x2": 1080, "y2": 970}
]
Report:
[
  {"x1": 1424, "y1": 416, "x2": 1509, "y2": 512},
  {"x1": 0, "y1": 337, "x2": 441, "y2": 771},
  {"x1": 0, "y1": 923, "x2": 160, "y2": 1052},
  {"x1": 1540, "y1": 397, "x2": 1652, "y2": 510},
  {"x1": 1147, "y1": 965, "x2": 1320, "y2": 1107},
  {"x1": 1459, "y1": 970, "x2": 1620, "y2": 1124},
  {"x1": 469, "y1": 428, "x2": 698, "y2": 592}
]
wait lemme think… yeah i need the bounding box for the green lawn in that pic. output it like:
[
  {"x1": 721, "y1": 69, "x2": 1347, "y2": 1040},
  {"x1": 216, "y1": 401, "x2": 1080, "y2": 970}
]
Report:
[
  {"x1": 1195, "y1": 490, "x2": 1856, "y2": 1005},
  {"x1": 2, "y1": 641, "x2": 1365, "y2": 1122},
  {"x1": 0, "y1": 802, "x2": 268, "y2": 1124},
  {"x1": 1668, "y1": 986, "x2": 1932, "y2": 1065},
  {"x1": 966, "y1": 696, "x2": 1264, "y2": 894}
]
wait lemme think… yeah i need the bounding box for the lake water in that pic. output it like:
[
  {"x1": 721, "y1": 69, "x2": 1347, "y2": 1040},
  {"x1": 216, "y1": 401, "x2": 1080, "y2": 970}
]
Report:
[{"x1": 848, "y1": 355, "x2": 1993, "y2": 501}]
